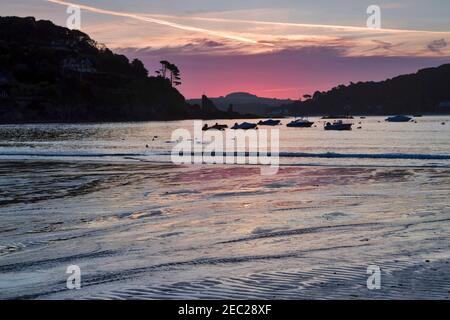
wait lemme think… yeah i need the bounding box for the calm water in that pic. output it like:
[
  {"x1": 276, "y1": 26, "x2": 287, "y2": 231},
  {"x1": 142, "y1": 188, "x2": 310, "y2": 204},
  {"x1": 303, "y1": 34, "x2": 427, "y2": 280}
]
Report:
[
  {"x1": 0, "y1": 116, "x2": 449, "y2": 166},
  {"x1": 0, "y1": 116, "x2": 449, "y2": 299}
]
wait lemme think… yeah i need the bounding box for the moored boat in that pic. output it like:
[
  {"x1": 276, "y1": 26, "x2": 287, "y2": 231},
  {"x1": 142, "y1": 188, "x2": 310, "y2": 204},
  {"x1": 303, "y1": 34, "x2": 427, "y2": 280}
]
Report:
[
  {"x1": 258, "y1": 119, "x2": 281, "y2": 126},
  {"x1": 286, "y1": 118, "x2": 314, "y2": 128},
  {"x1": 324, "y1": 120, "x2": 352, "y2": 130},
  {"x1": 385, "y1": 115, "x2": 412, "y2": 122},
  {"x1": 202, "y1": 123, "x2": 228, "y2": 131},
  {"x1": 231, "y1": 122, "x2": 258, "y2": 130}
]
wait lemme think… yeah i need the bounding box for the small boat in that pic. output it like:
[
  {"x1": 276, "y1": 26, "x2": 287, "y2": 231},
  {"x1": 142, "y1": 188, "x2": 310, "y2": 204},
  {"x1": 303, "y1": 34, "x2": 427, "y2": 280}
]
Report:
[
  {"x1": 258, "y1": 119, "x2": 281, "y2": 126},
  {"x1": 231, "y1": 122, "x2": 258, "y2": 130},
  {"x1": 202, "y1": 123, "x2": 228, "y2": 131},
  {"x1": 324, "y1": 120, "x2": 353, "y2": 131},
  {"x1": 287, "y1": 118, "x2": 314, "y2": 128},
  {"x1": 385, "y1": 115, "x2": 412, "y2": 122}
]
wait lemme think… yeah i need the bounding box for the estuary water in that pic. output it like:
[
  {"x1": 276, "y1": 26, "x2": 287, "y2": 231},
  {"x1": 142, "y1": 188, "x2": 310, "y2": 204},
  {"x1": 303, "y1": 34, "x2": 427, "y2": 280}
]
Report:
[{"x1": 0, "y1": 116, "x2": 449, "y2": 299}]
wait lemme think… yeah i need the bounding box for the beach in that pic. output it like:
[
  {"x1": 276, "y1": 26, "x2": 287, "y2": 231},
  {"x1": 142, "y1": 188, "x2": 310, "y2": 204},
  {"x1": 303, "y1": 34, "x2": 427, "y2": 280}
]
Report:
[{"x1": 0, "y1": 117, "x2": 449, "y2": 299}]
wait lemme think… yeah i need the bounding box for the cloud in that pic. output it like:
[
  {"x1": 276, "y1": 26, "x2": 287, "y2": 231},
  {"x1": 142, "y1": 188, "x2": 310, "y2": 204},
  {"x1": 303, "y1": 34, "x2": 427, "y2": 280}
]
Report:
[
  {"x1": 47, "y1": 0, "x2": 450, "y2": 57},
  {"x1": 144, "y1": 11, "x2": 450, "y2": 35},
  {"x1": 364, "y1": 40, "x2": 407, "y2": 55},
  {"x1": 200, "y1": 40, "x2": 224, "y2": 48},
  {"x1": 46, "y1": 0, "x2": 264, "y2": 45},
  {"x1": 427, "y1": 39, "x2": 448, "y2": 53},
  {"x1": 371, "y1": 40, "x2": 395, "y2": 51},
  {"x1": 117, "y1": 38, "x2": 239, "y2": 57},
  {"x1": 380, "y1": 2, "x2": 407, "y2": 9}
]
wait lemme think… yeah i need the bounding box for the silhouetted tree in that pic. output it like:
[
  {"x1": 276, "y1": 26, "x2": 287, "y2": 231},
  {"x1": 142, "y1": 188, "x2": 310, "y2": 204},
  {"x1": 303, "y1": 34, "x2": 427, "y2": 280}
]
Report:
[
  {"x1": 131, "y1": 59, "x2": 148, "y2": 78},
  {"x1": 157, "y1": 60, "x2": 170, "y2": 78},
  {"x1": 157, "y1": 60, "x2": 181, "y2": 86},
  {"x1": 168, "y1": 63, "x2": 181, "y2": 86}
]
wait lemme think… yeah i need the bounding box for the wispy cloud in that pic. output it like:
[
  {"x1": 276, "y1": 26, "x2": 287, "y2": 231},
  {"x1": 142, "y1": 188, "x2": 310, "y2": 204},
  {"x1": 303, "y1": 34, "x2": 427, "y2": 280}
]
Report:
[
  {"x1": 47, "y1": 0, "x2": 450, "y2": 55},
  {"x1": 145, "y1": 12, "x2": 450, "y2": 35},
  {"x1": 380, "y1": 2, "x2": 408, "y2": 10},
  {"x1": 46, "y1": 0, "x2": 264, "y2": 45}
]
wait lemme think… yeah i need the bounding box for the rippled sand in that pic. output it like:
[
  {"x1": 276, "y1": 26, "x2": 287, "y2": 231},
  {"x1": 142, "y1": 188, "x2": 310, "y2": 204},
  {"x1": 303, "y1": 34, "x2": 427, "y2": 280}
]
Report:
[{"x1": 0, "y1": 160, "x2": 449, "y2": 299}]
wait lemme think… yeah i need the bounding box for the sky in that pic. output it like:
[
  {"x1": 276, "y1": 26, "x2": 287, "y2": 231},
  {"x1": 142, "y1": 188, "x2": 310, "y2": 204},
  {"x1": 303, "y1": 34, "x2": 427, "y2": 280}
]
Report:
[{"x1": 1, "y1": 0, "x2": 450, "y2": 99}]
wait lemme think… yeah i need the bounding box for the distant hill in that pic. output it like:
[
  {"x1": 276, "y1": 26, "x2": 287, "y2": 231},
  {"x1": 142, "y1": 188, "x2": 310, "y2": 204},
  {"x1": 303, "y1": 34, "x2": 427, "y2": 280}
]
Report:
[
  {"x1": 0, "y1": 16, "x2": 235, "y2": 123},
  {"x1": 188, "y1": 92, "x2": 292, "y2": 116},
  {"x1": 278, "y1": 63, "x2": 450, "y2": 116}
]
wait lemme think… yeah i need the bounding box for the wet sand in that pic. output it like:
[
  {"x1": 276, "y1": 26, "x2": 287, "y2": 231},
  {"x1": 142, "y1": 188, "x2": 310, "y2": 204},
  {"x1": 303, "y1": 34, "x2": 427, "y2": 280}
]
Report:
[{"x1": 0, "y1": 160, "x2": 449, "y2": 299}]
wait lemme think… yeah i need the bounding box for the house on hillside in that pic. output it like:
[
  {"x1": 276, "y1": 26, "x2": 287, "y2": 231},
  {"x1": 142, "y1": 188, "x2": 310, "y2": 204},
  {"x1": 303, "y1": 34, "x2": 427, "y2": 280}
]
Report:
[{"x1": 61, "y1": 58, "x2": 96, "y2": 74}]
